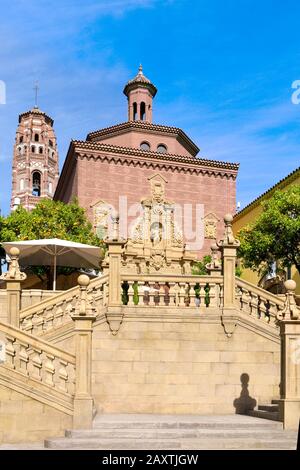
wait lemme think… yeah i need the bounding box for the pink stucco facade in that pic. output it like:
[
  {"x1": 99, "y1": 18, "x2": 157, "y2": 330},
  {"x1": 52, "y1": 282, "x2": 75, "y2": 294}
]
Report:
[{"x1": 54, "y1": 67, "x2": 238, "y2": 257}]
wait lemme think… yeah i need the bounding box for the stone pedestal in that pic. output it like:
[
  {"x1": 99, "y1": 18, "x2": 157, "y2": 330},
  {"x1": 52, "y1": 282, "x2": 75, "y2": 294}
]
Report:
[
  {"x1": 0, "y1": 247, "x2": 27, "y2": 327},
  {"x1": 218, "y1": 214, "x2": 240, "y2": 337},
  {"x1": 72, "y1": 275, "x2": 96, "y2": 429},
  {"x1": 277, "y1": 280, "x2": 300, "y2": 430}
]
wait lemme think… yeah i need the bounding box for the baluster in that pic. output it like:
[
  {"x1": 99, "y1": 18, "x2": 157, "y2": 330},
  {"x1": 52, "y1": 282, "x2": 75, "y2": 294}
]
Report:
[
  {"x1": 18, "y1": 341, "x2": 29, "y2": 375},
  {"x1": 31, "y1": 348, "x2": 43, "y2": 381},
  {"x1": 179, "y1": 283, "x2": 186, "y2": 307},
  {"x1": 235, "y1": 285, "x2": 242, "y2": 308},
  {"x1": 65, "y1": 301, "x2": 73, "y2": 321},
  {"x1": 103, "y1": 282, "x2": 108, "y2": 306},
  {"x1": 208, "y1": 282, "x2": 217, "y2": 307},
  {"x1": 257, "y1": 297, "x2": 263, "y2": 320},
  {"x1": 189, "y1": 282, "x2": 196, "y2": 307},
  {"x1": 260, "y1": 299, "x2": 270, "y2": 323},
  {"x1": 268, "y1": 299, "x2": 277, "y2": 318},
  {"x1": 58, "y1": 359, "x2": 69, "y2": 392},
  {"x1": 250, "y1": 292, "x2": 259, "y2": 317},
  {"x1": 32, "y1": 311, "x2": 44, "y2": 334},
  {"x1": 153, "y1": 282, "x2": 160, "y2": 305},
  {"x1": 44, "y1": 353, "x2": 55, "y2": 387},
  {"x1": 241, "y1": 288, "x2": 251, "y2": 313},
  {"x1": 148, "y1": 282, "x2": 156, "y2": 306},
  {"x1": 199, "y1": 283, "x2": 206, "y2": 307},
  {"x1": 219, "y1": 284, "x2": 224, "y2": 308},
  {"x1": 127, "y1": 281, "x2": 135, "y2": 306},
  {"x1": 5, "y1": 336, "x2": 16, "y2": 368},
  {"x1": 137, "y1": 281, "x2": 144, "y2": 305},
  {"x1": 45, "y1": 307, "x2": 54, "y2": 330},
  {"x1": 159, "y1": 283, "x2": 166, "y2": 306},
  {"x1": 21, "y1": 316, "x2": 33, "y2": 333},
  {"x1": 168, "y1": 282, "x2": 176, "y2": 306}
]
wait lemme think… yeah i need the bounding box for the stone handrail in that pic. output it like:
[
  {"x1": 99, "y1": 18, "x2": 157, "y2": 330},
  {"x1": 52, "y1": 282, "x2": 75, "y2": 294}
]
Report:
[
  {"x1": 0, "y1": 320, "x2": 75, "y2": 399},
  {"x1": 235, "y1": 278, "x2": 285, "y2": 328},
  {"x1": 121, "y1": 274, "x2": 224, "y2": 308},
  {"x1": 21, "y1": 289, "x2": 62, "y2": 310},
  {"x1": 19, "y1": 274, "x2": 109, "y2": 334}
]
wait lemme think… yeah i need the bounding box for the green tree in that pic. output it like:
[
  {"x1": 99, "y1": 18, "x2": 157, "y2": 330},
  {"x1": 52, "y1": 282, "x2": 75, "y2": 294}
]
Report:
[
  {"x1": 0, "y1": 198, "x2": 105, "y2": 285},
  {"x1": 238, "y1": 185, "x2": 300, "y2": 277}
]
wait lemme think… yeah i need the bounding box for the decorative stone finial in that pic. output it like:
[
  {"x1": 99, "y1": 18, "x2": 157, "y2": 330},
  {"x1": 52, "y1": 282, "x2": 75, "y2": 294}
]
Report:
[
  {"x1": 0, "y1": 247, "x2": 27, "y2": 281},
  {"x1": 277, "y1": 279, "x2": 299, "y2": 321},
  {"x1": 73, "y1": 274, "x2": 96, "y2": 317},
  {"x1": 78, "y1": 274, "x2": 90, "y2": 287},
  {"x1": 138, "y1": 64, "x2": 143, "y2": 73},
  {"x1": 218, "y1": 213, "x2": 240, "y2": 248}
]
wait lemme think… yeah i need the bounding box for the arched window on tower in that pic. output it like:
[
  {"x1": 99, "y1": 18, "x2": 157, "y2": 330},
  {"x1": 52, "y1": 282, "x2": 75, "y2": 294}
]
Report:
[
  {"x1": 39, "y1": 147, "x2": 43, "y2": 154},
  {"x1": 133, "y1": 102, "x2": 137, "y2": 121},
  {"x1": 19, "y1": 136, "x2": 23, "y2": 143},
  {"x1": 32, "y1": 171, "x2": 41, "y2": 197},
  {"x1": 140, "y1": 102, "x2": 146, "y2": 121},
  {"x1": 34, "y1": 133, "x2": 39, "y2": 142},
  {"x1": 31, "y1": 145, "x2": 35, "y2": 153}
]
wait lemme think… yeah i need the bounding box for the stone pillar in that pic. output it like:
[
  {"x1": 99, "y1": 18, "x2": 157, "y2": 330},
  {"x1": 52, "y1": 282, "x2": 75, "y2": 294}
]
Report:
[
  {"x1": 106, "y1": 214, "x2": 124, "y2": 307},
  {"x1": 276, "y1": 280, "x2": 300, "y2": 430},
  {"x1": 218, "y1": 214, "x2": 240, "y2": 336},
  {"x1": 72, "y1": 275, "x2": 96, "y2": 429},
  {"x1": 0, "y1": 247, "x2": 27, "y2": 326}
]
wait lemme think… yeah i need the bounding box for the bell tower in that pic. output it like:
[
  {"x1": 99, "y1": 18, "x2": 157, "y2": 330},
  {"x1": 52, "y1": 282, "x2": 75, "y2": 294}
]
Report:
[
  {"x1": 123, "y1": 65, "x2": 157, "y2": 123},
  {"x1": 10, "y1": 106, "x2": 59, "y2": 211}
]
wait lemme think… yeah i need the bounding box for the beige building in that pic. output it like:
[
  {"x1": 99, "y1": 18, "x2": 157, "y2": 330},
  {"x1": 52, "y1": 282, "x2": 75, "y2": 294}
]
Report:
[{"x1": 233, "y1": 166, "x2": 300, "y2": 295}]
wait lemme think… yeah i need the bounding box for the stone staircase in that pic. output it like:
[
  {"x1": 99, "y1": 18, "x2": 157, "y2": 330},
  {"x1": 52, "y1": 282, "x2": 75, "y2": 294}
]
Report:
[
  {"x1": 246, "y1": 400, "x2": 280, "y2": 422},
  {"x1": 44, "y1": 414, "x2": 298, "y2": 450}
]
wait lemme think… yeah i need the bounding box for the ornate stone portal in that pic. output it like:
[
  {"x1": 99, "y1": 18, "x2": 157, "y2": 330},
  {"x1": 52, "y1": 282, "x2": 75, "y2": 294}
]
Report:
[{"x1": 103, "y1": 174, "x2": 196, "y2": 275}]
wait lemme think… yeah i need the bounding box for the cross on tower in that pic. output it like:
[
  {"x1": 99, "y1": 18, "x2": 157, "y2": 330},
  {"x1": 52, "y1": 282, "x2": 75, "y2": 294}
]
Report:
[{"x1": 33, "y1": 81, "x2": 39, "y2": 108}]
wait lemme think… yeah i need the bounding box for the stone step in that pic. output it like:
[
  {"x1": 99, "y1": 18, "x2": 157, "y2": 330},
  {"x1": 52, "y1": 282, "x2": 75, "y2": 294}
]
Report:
[
  {"x1": 44, "y1": 436, "x2": 297, "y2": 450},
  {"x1": 246, "y1": 409, "x2": 280, "y2": 421},
  {"x1": 258, "y1": 404, "x2": 279, "y2": 412},
  {"x1": 44, "y1": 438, "x2": 180, "y2": 450},
  {"x1": 92, "y1": 416, "x2": 283, "y2": 430},
  {"x1": 271, "y1": 399, "x2": 281, "y2": 405},
  {"x1": 64, "y1": 428, "x2": 294, "y2": 440}
]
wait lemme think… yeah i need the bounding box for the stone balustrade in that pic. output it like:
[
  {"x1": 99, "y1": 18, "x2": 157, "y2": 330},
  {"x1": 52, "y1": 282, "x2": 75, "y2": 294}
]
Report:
[
  {"x1": 121, "y1": 274, "x2": 224, "y2": 308},
  {"x1": 235, "y1": 278, "x2": 285, "y2": 328},
  {"x1": 19, "y1": 275, "x2": 108, "y2": 334},
  {"x1": 0, "y1": 320, "x2": 76, "y2": 396}
]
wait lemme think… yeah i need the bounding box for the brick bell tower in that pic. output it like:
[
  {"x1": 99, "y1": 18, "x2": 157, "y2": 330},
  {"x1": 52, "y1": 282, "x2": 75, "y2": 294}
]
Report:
[
  {"x1": 123, "y1": 65, "x2": 157, "y2": 123},
  {"x1": 10, "y1": 106, "x2": 59, "y2": 211}
]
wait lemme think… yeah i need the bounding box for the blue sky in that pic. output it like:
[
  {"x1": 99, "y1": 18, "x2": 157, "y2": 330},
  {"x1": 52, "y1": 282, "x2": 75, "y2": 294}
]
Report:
[{"x1": 0, "y1": 0, "x2": 299, "y2": 215}]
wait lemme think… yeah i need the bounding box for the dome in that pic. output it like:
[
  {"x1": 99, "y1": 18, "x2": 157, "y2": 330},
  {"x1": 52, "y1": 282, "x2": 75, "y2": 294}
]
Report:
[{"x1": 123, "y1": 65, "x2": 157, "y2": 97}]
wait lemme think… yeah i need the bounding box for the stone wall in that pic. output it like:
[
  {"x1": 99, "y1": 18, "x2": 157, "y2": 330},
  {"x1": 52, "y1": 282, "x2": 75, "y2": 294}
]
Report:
[
  {"x1": 0, "y1": 384, "x2": 72, "y2": 443},
  {"x1": 92, "y1": 314, "x2": 280, "y2": 415}
]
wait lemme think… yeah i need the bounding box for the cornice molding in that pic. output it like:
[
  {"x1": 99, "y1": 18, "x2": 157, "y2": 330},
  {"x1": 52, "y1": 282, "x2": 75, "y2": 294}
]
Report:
[{"x1": 73, "y1": 140, "x2": 239, "y2": 172}]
